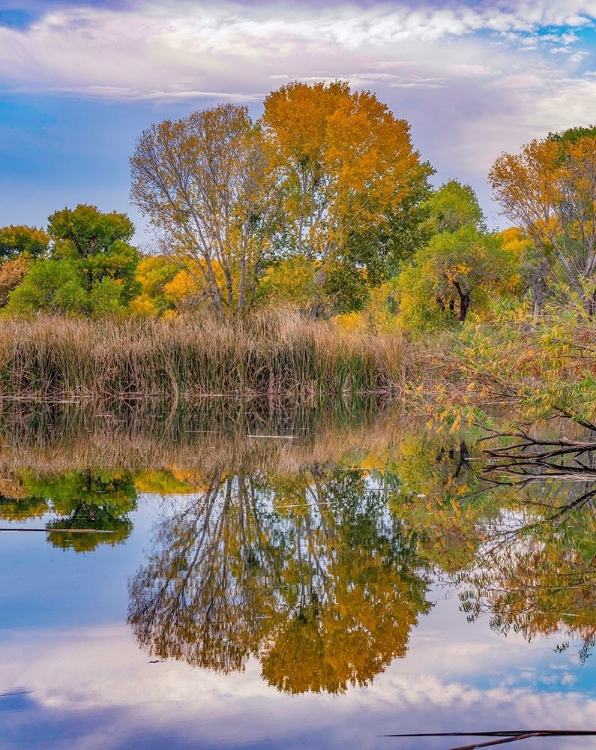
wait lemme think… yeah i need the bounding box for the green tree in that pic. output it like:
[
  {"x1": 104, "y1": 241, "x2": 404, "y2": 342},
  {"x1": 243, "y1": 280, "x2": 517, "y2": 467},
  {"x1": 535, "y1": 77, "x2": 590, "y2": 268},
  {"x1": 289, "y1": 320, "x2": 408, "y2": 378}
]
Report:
[
  {"x1": 4, "y1": 260, "x2": 88, "y2": 315},
  {"x1": 397, "y1": 226, "x2": 518, "y2": 332},
  {"x1": 24, "y1": 469, "x2": 137, "y2": 552},
  {"x1": 4, "y1": 205, "x2": 140, "y2": 316},
  {"x1": 0, "y1": 469, "x2": 137, "y2": 552},
  {"x1": 395, "y1": 182, "x2": 518, "y2": 332},
  {"x1": 48, "y1": 205, "x2": 134, "y2": 258},
  {"x1": 423, "y1": 180, "x2": 484, "y2": 235}
]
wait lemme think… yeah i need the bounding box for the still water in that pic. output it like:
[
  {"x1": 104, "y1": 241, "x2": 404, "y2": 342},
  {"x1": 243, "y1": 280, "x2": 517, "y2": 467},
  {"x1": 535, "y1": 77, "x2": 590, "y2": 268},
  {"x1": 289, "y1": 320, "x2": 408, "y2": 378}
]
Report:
[{"x1": 1, "y1": 406, "x2": 595, "y2": 749}]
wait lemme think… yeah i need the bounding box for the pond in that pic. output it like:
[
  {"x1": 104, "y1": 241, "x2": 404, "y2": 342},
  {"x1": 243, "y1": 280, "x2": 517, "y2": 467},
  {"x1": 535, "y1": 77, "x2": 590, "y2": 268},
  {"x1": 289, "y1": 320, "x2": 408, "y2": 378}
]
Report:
[{"x1": 1, "y1": 405, "x2": 595, "y2": 749}]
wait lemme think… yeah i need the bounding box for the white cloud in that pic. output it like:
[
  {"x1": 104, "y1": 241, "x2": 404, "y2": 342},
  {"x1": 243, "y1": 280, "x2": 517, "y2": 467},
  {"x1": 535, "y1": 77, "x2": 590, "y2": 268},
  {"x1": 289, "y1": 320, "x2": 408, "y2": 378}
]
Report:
[
  {"x1": 1, "y1": 608, "x2": 595, "y2": 750},
  {"x1": 445, "y1": 63, "x2": 493, "y2": 76},
  {"x1": 1, "y1": 0, "x2": 596, "y2": 227},
  {"x1": 0, "y1": 2, "x2": 594, "y2": 101}
]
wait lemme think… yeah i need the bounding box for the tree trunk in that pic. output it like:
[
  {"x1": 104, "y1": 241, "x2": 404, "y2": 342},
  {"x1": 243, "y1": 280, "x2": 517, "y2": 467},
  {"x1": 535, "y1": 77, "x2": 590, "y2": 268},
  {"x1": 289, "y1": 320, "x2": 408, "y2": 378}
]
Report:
[
  {"x1": 532, "y1": 264, "x2": 547, "y2": 324},
  {"x1": 453, "y1": 281, "x2": 470, "y2": 322},
  {"x1": 309, "y1": 266, "x2": 326, "y2": 319}
]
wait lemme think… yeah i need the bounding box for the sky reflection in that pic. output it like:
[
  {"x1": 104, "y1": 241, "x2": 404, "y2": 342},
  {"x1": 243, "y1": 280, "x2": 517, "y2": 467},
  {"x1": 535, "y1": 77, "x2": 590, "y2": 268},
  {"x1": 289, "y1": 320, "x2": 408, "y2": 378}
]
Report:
[{"x1": 1, "y1": 495, "x2": 596, "y2": 750}]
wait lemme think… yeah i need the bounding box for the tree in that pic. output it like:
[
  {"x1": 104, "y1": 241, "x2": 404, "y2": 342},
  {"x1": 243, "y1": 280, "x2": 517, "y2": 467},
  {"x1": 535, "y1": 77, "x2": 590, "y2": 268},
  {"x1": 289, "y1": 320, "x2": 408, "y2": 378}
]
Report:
[
  {"x1": 130, "y1": 104, "x2": 280, "y2": 315},
  {"x1": 4, "y1": 205, "x2": 140, "y2": 316},
  {"x1": 48, "y1": 205, "x2": 134, "y2": 258},
  {"x1": 397, "y1": 226, "x2": 518, "y2": 332},
  {"x1": 49, "y1": 204, "x2": 140, "y2": 304},
  {"x1": 4, "y1": 260, "x2": 88, "y2": 315},
  {"x1": 257, "y1": 255, "x2": 320, "y2": 310},
  {"x1": 0, "y1": 469, "x2": 137, "y2": 552},
  {"x1": 497, "y1": 227, "x2": 543, "y2": 320},
  {"x1": 489, "y1": 130, "x2": 596, "y2": 315},
  {"x1": 24, "y1": 469, "x2": 137, "y2": 552},
  {"x1": 423, "y1": 179, "x2": 484, "y2": 235},
  {"x1": 395, "y1": 181, "x2": 519, "y2": 332},
  {"x1": 131, "y1": 255, "x2": 214, "y2": 317},
  {"x1": 261, "y1": 81, "x2": 432, "y2": 316},
  {"x1": 0, "y1": 224, "x2": 49, "y2": 260},
  {"x1": 0, "y1": 256, "x2": 32, "y2": 307}
]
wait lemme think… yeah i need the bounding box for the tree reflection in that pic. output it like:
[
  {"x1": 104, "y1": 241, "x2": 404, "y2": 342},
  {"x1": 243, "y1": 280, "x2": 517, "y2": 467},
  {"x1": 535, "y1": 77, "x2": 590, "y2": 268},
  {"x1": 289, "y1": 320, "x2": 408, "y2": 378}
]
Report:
[
  {"x1": 128, "y1": 466, "x2": 432, "y2": 693},
  {"x1": 0, "y1": 469, "x2": 137, "y2": 551},
  {"x1": 455, "y1": 485, "x2": 596, "y2": 659},
  {"x1": 449, "y1": 435, "x2": 596, "y2": 661}
]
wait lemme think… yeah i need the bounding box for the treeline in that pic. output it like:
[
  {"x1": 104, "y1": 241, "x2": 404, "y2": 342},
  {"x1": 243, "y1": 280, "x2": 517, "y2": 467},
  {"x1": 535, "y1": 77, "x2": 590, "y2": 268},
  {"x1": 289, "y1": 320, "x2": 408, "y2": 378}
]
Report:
[{"x1": 2, "y1": 82, "x2": 595, "y2": 338}]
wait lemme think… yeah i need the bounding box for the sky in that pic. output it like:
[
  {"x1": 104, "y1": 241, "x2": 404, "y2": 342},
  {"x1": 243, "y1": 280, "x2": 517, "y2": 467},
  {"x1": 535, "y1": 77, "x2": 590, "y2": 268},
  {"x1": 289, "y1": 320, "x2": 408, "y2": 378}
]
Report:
[{"x1": 1, "y1": 0, "x2": 596, "y2": 244}]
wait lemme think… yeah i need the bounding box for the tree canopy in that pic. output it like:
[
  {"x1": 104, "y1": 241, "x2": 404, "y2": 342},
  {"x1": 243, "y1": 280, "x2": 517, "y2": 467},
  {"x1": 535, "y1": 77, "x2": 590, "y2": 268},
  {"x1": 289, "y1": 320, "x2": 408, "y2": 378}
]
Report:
[
  {"x1": 0, "y1": 225, "x2": 49, "y2": 260},
  {"x1": 489, "y1": 130, "x2": 596, "y2": 314},
  {"x1": 3, "y1": 205, "x2": 139, "y2": 317}
]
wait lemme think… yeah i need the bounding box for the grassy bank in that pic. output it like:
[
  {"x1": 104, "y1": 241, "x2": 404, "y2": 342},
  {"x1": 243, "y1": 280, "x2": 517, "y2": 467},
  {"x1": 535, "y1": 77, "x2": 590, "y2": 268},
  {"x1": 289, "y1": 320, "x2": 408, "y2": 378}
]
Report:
[{"x1": 0, "y1": 313, "x2": 408, "y2": 404}]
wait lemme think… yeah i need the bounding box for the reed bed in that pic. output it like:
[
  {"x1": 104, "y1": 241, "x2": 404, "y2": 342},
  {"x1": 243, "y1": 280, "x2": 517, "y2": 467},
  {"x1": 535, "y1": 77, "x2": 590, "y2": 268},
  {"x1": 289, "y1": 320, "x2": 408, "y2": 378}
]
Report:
[{"x1": 0, "y1": 312, "x2": 409, "y2": 404}]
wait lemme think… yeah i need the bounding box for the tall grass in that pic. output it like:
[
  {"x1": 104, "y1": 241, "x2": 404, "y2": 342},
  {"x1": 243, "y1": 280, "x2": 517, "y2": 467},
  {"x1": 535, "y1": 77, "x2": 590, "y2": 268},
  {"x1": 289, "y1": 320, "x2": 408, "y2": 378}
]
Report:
[{"x1": 0, "y1": 311, "x2": 408, "y2": 404}]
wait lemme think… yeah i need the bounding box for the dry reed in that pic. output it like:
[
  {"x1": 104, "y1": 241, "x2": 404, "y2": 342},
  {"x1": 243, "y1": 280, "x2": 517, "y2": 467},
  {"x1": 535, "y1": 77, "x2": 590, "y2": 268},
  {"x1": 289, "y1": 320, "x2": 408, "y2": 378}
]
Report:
[{"x1": 0, "y1": 312, "x2": 409, "y2": 404}]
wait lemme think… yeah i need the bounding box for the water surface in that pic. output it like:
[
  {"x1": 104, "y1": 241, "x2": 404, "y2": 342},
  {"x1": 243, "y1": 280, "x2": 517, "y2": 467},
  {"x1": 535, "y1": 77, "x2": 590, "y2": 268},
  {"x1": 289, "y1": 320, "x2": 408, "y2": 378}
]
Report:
[{"x1": 1, "y1": 406, "x2": 595, "y2": 749}]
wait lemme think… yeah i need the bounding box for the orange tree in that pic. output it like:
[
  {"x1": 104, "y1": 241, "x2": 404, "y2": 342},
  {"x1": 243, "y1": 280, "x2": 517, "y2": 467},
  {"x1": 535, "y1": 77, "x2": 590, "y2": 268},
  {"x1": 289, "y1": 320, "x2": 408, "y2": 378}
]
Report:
[
  {"x1": 261, "y1": 81, "x2": 432, "y2": 315},
  {"x1": 489, "y1": 127, "x2": 596, "y2": 315}
]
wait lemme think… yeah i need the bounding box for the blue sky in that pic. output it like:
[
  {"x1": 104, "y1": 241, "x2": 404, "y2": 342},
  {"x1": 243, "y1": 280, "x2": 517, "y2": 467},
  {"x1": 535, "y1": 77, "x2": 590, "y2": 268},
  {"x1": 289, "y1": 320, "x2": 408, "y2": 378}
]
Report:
[{"x1": 1, "y1": 0, "x2": 596, "y2": 243}]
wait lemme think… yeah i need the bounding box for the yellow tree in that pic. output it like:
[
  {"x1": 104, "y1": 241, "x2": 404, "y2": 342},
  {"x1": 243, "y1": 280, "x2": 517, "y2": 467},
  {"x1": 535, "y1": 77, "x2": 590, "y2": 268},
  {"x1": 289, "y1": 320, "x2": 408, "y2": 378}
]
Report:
[
  {"x1": 130, "y1": 104, "x2": 281, "y2": 314},
  {"x1": 489, "y1": 130, "x2": 596, "y2": 314},
  {"x1": 131, "y1": 254, "x2": 219, "y2": 316},
  {"x1": 0, "y1": 224, "x2": 49, "y2": 260},
  {"x1": 261, "y1": 81, "x2": 429, "y2": 315}
]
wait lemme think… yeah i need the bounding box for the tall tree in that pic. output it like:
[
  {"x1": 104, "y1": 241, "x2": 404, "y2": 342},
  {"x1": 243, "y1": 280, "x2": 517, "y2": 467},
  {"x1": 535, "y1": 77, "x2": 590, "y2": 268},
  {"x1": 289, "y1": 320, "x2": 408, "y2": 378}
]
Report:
[
  {"x1": 261, "y1": 81, "x2": 431, "y2": 316},
  {"x1": 489, "y1": 130, "x2": 596, "y2": 315},
  {"x1": 130, "y1": 104, "x2": 280, "y2": 314}
]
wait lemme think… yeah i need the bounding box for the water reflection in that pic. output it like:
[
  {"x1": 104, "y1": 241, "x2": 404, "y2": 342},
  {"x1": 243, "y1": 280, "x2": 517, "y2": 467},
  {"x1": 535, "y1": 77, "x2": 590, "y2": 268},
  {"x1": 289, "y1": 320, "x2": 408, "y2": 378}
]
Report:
[
  {"x1": 128, "y1": 466, "x2": 432, "y2": 694},
  {"x1": 0, "y1": 470, "x2": 137, "y2": 551},
  {"x1": 2, "y1": 405, "x2": 596, "y2": 699},
  {"x1": 456, "y1": 430, "x2": 596, "y2": 663}
]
